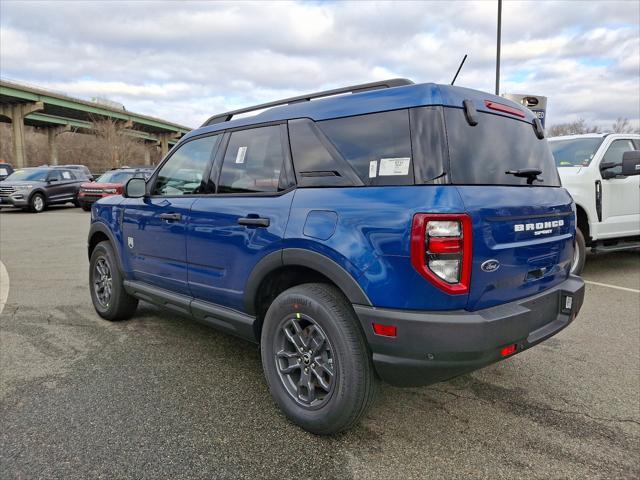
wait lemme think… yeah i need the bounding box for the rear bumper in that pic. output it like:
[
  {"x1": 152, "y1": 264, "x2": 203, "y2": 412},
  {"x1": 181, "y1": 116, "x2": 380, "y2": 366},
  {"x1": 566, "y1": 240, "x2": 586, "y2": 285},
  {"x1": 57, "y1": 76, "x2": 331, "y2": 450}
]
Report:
[{"x1": 354, "y1": 275, "x2": 585, "y2": 387}]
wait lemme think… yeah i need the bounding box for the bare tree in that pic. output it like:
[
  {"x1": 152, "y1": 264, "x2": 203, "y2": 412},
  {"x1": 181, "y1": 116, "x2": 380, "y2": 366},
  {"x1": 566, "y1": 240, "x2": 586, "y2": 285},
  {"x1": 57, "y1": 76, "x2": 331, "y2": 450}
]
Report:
[
  {"x1": 90, "y1": 117, "x2": 143, "y2": 169},
  {"x1": 611, "y1": 118, "x2": 639, "y2": 134},
  {"x1": 547, "y1": 118, "x2": 601, "y2": 137}
]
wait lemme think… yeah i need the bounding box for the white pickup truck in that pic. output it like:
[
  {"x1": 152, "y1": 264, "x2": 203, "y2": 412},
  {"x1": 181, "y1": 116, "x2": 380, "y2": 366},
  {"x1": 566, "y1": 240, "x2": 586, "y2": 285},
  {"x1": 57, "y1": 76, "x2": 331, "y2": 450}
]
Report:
[{"x1": 549, "y1": 133, "x2": 640, "y2": 274}]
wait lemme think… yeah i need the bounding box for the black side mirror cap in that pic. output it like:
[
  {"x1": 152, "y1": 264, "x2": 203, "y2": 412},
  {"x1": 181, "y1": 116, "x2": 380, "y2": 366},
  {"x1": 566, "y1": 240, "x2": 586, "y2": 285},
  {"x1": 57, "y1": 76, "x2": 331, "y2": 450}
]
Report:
[
  {"x1": 124, "y1": 177, "x2": 147, "y2": 198},
  {"x1": 621, "y1": 150, "x2": 640, "y2": 176}
]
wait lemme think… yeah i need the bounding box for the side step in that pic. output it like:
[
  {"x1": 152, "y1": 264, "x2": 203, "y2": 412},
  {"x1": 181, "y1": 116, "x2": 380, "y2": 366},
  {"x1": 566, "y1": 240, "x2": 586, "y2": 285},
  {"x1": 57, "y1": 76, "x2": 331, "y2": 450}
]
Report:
[{"x1": 591, "y1": 241, "x2": 640, "y2": 253}]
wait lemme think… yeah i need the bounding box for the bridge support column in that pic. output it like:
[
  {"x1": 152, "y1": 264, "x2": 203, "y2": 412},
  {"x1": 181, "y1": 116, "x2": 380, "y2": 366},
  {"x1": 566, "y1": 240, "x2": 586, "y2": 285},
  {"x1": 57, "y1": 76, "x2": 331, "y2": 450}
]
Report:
[
  {"x1": 46, "y1": 125, "x2": 71, "y2": 165},
  {"x1": 156, "y1": 132, "x2": 180, "y2": 159},
  {"x1": 0, "y1": 102, "x2": 44, "y2": 168}
]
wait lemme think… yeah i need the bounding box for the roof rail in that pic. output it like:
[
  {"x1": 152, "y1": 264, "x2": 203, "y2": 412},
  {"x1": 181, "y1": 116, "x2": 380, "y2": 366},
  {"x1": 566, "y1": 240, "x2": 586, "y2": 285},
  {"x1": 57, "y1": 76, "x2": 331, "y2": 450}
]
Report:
[{"x1": 201, "y1": 78, "x2": 414, "y2": 127}]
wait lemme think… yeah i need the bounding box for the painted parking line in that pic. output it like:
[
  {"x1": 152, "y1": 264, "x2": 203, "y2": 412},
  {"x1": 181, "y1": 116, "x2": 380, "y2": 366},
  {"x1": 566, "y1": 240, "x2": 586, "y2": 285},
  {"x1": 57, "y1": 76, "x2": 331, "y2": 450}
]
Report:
[
  {"x1": 0, "y1": 260, "x2": 8, "y2": 314},
  {"x1": 584, "y1": 280, "x2": 640, "y2": 294}
]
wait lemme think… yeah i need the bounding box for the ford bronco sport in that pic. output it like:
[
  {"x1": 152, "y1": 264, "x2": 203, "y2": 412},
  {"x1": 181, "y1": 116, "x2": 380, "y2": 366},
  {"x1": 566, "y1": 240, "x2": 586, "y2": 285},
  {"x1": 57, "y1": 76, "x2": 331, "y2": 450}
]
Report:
[{"x1": 87, "y1": 79, "x2": 585, "y2": 434}]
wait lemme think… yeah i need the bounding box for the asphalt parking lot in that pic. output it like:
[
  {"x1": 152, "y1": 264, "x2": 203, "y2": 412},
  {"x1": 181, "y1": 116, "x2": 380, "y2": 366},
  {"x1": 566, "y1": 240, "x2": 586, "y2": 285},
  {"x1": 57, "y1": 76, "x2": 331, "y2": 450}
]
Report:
[{"x1": 1, "y1": 206, "x2": 638, "y2": 479}]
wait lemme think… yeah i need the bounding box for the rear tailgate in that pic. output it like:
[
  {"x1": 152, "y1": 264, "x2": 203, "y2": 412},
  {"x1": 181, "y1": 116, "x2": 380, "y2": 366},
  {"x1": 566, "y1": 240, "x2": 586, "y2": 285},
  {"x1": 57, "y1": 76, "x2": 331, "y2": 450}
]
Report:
[{"x1": 457, "y1": 186, "x2": 575, "y2": 311}]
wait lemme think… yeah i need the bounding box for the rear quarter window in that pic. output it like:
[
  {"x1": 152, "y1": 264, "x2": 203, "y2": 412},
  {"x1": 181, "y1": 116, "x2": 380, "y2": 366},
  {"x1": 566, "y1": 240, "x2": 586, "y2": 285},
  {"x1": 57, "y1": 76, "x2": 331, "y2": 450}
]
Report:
[
  {"x1": 317, "y1": 110, "x2": 413, "y2": 186},
  {"x1": 445, "y1": 108, "x2": 561, "y2": 187}
]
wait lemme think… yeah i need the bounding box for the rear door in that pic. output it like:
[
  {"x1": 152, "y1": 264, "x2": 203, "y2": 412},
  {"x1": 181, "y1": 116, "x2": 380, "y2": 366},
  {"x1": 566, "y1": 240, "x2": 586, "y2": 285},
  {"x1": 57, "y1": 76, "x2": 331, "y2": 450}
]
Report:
[
  {"x1": 122, "y1": 134, "x2": 219, "y2": 295},
  {"x1": 45, "y1": 169, "x2": 66, "y2": 203},
  {"x1": 187, "y1": 124, "x2": 295, "y2": 312},
  {"x1": 443, "y1": 106, "x2": 574, "y2": 311}
]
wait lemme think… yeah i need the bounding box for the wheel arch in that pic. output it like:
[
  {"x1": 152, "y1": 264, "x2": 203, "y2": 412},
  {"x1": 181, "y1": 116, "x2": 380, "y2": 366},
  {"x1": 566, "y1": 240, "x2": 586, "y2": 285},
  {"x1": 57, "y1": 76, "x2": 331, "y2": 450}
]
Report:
[
  {"x1": 88, "y1": 222, "x2": 125, "y2": 271},
  {"x1": 244, "y1": 249, "x2": 372, "y2": 338},
  {"x1": 575, "y1": 203, "x2": 591, "y2": 244}
]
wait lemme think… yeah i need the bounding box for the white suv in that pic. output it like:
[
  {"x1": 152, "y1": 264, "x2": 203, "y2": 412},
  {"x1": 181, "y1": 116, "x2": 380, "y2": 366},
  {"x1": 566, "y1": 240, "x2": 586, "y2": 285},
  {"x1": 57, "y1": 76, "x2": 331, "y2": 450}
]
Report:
[{"x1": 549, "y1": 133, "x2": 640, "y2": 274}]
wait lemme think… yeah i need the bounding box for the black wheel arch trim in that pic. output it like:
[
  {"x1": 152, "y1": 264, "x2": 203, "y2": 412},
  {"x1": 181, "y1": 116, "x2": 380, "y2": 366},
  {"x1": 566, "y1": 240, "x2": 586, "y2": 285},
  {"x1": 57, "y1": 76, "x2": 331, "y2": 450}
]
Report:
[
  {"x1": 243, "y1": 248, "x2": 372, "y2": 314},
  {"x1": 88, "y1": 221, "x2": 125, "y2": 272}
]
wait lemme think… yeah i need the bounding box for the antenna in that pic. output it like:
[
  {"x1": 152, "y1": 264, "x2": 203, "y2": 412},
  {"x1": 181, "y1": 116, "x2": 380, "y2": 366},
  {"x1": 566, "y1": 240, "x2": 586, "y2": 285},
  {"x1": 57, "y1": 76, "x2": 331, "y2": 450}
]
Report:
[{"x1": 451, "y1": 54, "x2": 468, "y2": 85}]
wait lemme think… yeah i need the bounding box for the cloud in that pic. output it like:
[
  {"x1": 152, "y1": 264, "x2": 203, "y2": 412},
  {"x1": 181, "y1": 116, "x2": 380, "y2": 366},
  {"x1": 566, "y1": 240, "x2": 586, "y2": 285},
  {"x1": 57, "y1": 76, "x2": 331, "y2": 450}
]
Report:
[{"x1": 1, "y1": 0, "x2": 638, "y2": 129}]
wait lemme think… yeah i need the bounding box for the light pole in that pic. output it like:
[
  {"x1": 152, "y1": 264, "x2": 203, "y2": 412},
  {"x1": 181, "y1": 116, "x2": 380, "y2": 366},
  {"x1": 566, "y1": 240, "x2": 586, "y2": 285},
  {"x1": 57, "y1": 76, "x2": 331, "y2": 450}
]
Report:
[{"x1": 495, "y1": 0, "x2": 502, "y2": 95}]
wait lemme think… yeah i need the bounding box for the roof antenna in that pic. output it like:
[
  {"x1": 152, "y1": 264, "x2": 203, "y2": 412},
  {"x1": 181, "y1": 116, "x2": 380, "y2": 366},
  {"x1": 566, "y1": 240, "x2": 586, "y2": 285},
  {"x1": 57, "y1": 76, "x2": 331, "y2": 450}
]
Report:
[{"x1": 450, "y1": 54, "x2": 468, "y2": 85}]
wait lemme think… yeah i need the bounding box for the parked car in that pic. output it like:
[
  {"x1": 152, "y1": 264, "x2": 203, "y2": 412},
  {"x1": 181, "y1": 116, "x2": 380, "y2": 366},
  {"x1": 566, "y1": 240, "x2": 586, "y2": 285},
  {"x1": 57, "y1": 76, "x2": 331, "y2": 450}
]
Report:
[
  {"x1": 0, "y1": 166, "x2": 90, "y2": 212},
  {"x1": 87, "y1": 79, "x2": 585, "y2": 434},
  {"x1": 549, "y1": 133, "x2": 640, "y2": 274},
  {"x1": 78, "y1": 167, "x2": 152, "y2": 211},
  {"x1": 57, "y1": 164, "x2": 95, "y2": 181},
  {"x1": 0, "y1": 162, "x2": 14, "y2": 181}
]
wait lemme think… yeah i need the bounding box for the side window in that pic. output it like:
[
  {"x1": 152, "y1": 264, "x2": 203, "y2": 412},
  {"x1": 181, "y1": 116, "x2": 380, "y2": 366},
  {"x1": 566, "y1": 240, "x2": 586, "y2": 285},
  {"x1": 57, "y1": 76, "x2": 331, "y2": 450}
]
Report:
[
  {"x1": 409, "y1": 106, "x2": 449, "y2": 184},
  {"x1": 153, "y1": 135, "x2": 219, "y2": 196},
  {"x1": 47, "y1": 170, "x2": 62, "y2": 181},
  {"x1": 218, "y1": 125, "x2": 286, "y2": 194},
  {"x1": 602, "y1": 139, "x2": 636, "y2": 176},
  {"x1": 289, "y1": 119, "x2": 360, "y2": 187},
  {"x1": 317, "y1": 110, "x2": 413, "y2": 186}
]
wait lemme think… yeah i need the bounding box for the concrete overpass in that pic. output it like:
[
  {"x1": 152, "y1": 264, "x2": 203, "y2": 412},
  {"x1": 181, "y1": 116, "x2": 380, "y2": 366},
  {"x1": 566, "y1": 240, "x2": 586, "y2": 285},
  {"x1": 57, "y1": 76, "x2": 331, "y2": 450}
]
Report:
[{"x1": 0, "y1": 79, "x2": 192, "y2": 168}]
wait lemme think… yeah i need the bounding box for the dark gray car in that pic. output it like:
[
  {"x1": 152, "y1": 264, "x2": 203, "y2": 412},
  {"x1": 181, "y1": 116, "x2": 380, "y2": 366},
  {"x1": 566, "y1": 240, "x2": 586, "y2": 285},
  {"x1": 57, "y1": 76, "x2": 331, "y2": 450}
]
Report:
[{"x1": 0, "y1": 167, "x2": 90, "y2": 213}]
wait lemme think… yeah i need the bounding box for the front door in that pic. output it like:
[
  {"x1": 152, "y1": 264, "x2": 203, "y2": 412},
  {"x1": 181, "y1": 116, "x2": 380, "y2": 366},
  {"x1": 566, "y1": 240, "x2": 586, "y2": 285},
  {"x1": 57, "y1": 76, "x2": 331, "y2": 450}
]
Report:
[
  {"x1": 598, "y1": 138, "x2": 640, "y2": 238},
  {"x1": 187, "y1": 124, "x2": 295, "y2": 312},
  {"x1": 122, "y1": 134, "x2": 220, "y2": 295}
]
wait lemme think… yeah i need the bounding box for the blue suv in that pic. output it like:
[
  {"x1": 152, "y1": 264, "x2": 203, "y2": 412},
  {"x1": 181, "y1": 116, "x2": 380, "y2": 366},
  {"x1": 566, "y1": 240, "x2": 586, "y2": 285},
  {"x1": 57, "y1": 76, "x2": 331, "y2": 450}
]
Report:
[{"x1": 88, "y1": 79, "x2": 585, "y2": 434}]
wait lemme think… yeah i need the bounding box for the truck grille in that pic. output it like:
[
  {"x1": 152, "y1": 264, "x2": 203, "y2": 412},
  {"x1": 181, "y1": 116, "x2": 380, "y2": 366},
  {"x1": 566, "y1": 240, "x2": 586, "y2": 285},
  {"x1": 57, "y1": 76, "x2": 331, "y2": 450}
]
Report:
[{"x1": 0, "y1": 186, "x2": 15, "y2": 197}]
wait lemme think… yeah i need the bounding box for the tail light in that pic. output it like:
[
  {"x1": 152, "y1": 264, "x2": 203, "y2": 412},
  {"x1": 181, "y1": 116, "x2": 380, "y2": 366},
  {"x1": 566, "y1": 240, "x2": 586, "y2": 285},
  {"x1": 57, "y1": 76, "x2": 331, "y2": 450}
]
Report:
[{"x1": 410, "y1": 214, "x2": 472, "y2": 294}]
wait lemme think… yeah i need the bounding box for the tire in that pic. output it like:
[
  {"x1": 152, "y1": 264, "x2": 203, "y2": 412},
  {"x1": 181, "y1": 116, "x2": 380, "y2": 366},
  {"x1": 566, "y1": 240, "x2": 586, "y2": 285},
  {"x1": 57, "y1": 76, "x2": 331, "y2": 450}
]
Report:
[
  {"x1": 81, "y1": 204, "x2": 91, "y2": 212},
  {"x1": 571, "y1": 228, "x2": 586, "y2": 276},
  {"x1": 89, "y1": 241, "x2": 138, "y2": 321},
  {"x1": 29, "y1": 193, "x2": 46, "y2": 213},
  {"x1": 261, "y1": 283, "x2": 377, "y2": 435}
]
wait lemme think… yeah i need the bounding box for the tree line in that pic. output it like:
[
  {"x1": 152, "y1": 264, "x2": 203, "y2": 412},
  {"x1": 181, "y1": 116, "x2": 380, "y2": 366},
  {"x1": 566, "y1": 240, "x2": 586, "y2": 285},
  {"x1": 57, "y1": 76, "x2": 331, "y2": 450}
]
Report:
[{"x1": 547, "y1": 118, "x2": 639, "y2": 137}]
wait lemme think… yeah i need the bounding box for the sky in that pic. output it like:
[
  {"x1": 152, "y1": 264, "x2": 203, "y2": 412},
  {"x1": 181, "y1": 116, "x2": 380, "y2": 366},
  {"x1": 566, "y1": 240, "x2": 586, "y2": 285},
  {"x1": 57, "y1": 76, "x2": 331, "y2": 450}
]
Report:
[{"x1": 1, "y1": 0, "x2": 638, "y2": 130}]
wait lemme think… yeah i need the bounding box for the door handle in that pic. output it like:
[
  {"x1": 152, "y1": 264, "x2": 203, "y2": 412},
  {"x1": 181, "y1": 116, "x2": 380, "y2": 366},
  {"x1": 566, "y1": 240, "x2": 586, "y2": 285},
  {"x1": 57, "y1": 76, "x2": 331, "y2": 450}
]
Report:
[
  {"x1": 159, "y1": 213, "x2": 182, "y2": 222},
  {"x1": 238, "y1": 217, "x2": 270, "y2": 227}
]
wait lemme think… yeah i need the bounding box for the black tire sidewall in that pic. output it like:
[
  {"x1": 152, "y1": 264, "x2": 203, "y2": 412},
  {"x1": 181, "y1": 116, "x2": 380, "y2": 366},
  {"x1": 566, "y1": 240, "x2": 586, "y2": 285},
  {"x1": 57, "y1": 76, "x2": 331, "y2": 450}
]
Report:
[
  {"x1": 261, "y1": 285, "x2": 371, "y2": 434},
  {"x1": 572, "y1": 228, "x2": 586, "y2": 276},
  {"x1": 89, "y1": 241, "x2": 136, "y2": 320}
]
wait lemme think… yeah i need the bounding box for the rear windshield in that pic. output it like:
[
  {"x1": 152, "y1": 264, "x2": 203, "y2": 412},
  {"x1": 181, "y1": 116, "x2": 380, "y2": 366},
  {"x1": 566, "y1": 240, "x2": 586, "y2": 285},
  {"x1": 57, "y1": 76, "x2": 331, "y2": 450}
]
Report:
[
  {"x1": 445, "y1": 108, "x2": 561, "y2": 186},
  {"x1": 548, "y1": 138, "x2": 603, "y2": 167}
]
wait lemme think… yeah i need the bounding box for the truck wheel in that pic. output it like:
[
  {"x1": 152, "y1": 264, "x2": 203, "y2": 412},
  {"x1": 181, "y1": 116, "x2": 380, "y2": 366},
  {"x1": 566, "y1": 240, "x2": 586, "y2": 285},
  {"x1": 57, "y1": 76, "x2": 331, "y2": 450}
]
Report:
[
  {"x1": 89, "y1": 241, "x2": 138, "y2": 321},
  {"x1": 261, "y1": 283, "x2": 377, "y2": 435},
  {"x1": 81, "y1": 204, "x2": 91, "y2": 212},
  {"x1": 29, "y1": 193, "x2": 46, "y2": 213},
  {"x1": 571, "y1": 228, "x2": 586, "y2": 276}
]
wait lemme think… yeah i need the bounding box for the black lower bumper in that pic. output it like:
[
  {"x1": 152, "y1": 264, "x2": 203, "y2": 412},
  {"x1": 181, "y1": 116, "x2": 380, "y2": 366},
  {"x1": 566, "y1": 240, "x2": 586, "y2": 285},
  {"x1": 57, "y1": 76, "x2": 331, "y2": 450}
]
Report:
[{"x1": 354, "y1": 275, "x2": 585, "y2": 387}]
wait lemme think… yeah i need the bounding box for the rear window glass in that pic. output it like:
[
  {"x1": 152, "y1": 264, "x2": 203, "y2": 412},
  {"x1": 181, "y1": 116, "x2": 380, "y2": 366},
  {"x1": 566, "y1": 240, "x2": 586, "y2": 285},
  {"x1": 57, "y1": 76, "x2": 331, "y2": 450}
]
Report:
[
  {"x1": 317, "y1": 110, "x2": 413, "y2": 186},
  {"x1": 445, "y1": 108, "x2": 561, "y2": 186}
]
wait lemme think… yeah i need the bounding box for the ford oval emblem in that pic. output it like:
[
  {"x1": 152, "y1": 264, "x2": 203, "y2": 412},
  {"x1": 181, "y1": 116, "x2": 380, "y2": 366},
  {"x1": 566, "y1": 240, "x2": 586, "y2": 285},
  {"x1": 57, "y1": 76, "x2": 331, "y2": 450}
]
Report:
[{"x1": 481, "y1": 259, "x2": 500, "y2": 273}]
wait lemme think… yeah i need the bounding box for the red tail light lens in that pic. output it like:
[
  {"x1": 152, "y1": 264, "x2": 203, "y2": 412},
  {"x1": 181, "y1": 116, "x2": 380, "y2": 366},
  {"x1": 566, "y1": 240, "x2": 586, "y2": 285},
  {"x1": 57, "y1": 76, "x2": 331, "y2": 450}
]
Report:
[
  {"x1": 411, "y1": 214, "x2": 472, "y2": 294},
  {"x1": 484, "y1": 100, "x2": 525, "y2": 118}
]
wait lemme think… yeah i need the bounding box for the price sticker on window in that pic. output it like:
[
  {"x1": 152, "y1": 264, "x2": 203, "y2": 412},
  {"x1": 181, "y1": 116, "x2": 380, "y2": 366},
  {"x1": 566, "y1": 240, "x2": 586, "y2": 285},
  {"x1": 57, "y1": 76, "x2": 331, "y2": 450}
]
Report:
[
  {"x1": 235, "y1": 146, "x2": 248, "y2": 164},
  {"x1": 379, "y1": 157, "x2": 410, "y2": 176}
]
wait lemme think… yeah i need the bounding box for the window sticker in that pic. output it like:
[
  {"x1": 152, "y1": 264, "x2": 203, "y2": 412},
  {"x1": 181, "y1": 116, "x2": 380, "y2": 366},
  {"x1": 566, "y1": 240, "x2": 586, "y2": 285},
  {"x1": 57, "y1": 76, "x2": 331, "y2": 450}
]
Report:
[
  {"x1": 379, "y1": 157, "x2": 410, "y2": 176},
  {"x1": 369, "y1": 160, "x2": 378, "y2": 178},
  {"x1": 62, "y1": 171, "x2": 72, "y2": 179},
  {"x1": 235, "y1": 146, "x2": 248, "y2": 164},
  {"x1": 0, "y1": 168, "x2": 7, "y2": 176}
]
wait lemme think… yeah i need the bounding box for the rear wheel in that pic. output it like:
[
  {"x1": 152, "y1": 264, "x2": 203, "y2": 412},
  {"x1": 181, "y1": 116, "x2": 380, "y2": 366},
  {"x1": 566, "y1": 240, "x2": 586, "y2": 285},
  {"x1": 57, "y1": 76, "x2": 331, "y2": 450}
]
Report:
[
  {"x1": 261, "y1": 283, "x2": 377, "y2": 435},
  {"x1": 89, "y1": 241, "x2": 138, "y2": 321},
  {"x1": 571, "y1": 228, "x2": 586, "y2": 276},
  {"x1": 29, "y1": 193, "x2": 45, "y2": 213}
]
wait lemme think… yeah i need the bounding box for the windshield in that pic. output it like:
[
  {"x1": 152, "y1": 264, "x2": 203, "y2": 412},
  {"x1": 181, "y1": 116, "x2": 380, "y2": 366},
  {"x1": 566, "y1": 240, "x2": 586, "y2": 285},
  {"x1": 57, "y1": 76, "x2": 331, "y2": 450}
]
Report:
[
  {"x1": 549, "y1": 138, "x2": 603, "y2": 167},
  {"x1": 96, "y1": 171, "x2": 136, "y2": 184},
  {"x1": 4, "y1": 169, "x2": 49, "y2": 182}
]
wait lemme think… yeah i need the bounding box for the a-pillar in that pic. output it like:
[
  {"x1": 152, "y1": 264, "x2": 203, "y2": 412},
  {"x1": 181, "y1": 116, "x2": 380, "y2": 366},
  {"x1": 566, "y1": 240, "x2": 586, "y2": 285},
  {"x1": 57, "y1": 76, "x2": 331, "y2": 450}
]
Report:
[
  {"x1": 46, "y1": 125, "x2": 71, "y2": 165},
  {"x1": 0, "y1": 101, "x2": 44, "y2": 168}
]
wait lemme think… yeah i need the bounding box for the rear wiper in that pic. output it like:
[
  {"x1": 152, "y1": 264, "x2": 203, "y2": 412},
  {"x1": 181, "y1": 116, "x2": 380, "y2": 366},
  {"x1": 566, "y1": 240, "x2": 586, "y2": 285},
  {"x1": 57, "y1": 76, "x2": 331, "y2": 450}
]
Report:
[{"x1": 505, "y1": 168, "x2": 543, "y2": 185}]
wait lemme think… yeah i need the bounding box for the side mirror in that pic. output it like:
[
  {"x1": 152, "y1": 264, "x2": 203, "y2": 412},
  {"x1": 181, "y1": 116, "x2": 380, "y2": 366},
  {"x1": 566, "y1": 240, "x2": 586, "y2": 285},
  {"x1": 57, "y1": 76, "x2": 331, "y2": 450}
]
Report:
[
  {"x1": 621, "y1": 151, "x2": 640, "y2": 176},
  {"x1": 124, "y1": 177, "x2": 147, "y2": 198}
]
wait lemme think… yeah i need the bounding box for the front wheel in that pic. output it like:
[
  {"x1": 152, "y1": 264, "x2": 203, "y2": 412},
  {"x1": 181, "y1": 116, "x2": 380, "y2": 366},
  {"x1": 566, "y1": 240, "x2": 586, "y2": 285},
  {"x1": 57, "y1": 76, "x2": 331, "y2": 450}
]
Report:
[
  {"x1": 89, "y1": 241, "x2": 138, "y2": 321},
  {"x1": 571, "y1": 228, "x2": 586, "y2": 276},
  {"x1": 29, "y1": 193, "x2": 46, "y2": 213},
  {"x1": 261, "y1": 283, "x2": 377, "y2": 435}
]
